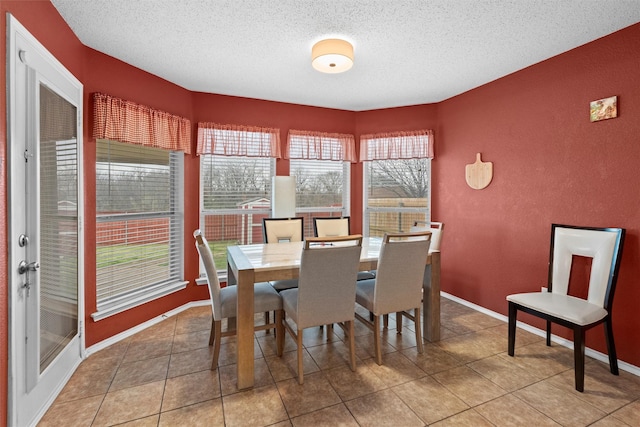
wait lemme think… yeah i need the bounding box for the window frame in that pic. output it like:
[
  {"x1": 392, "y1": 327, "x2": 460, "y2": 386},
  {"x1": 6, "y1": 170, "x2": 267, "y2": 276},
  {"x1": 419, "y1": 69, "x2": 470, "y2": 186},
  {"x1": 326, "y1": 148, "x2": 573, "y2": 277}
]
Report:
[
  {"x1": 363, "y1": 157, "x2": 431, "y2": 238},
  {"x1": 92, "y1": 139, "x2": 186, "y2": 321}
]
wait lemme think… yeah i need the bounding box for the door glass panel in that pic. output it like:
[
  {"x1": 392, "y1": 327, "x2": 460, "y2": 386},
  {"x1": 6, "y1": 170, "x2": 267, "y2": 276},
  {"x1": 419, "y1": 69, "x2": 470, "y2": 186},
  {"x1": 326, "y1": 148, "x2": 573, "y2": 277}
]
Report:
[{"x1": 39, "y1": 84, "x2": 78, "y2": 372}]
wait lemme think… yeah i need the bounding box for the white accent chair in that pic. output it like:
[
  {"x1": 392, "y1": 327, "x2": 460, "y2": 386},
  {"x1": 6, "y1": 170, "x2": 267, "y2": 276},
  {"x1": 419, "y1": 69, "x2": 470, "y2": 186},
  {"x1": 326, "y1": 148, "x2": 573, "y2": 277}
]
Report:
[
  {"x1": 194, "y1": 230, "x2": 284, "y2": 370},
  {"x1": 313, "y1": 216, "x2": 375, "y2": 281},
  {"x1": 355, "y1": 231, "x2": 432, "y2": 365},
  {"x1": 278, "y1": 235, "x2": 363, "y2": 384},
  {"x1": 507, "y1": 224, "x2": 625, "y2": 392},
  {"x1": 410, "y1": 221, "x2": 444, "y2": 251},
  {"x1": 263, "y1": 217, "x2": 304, "y2": 291}
]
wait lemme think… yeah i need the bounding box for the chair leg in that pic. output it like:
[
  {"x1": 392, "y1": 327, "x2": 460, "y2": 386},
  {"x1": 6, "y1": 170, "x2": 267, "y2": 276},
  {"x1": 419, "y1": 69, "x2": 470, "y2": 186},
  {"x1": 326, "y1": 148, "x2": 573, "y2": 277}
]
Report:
[
  {"x1": 373, "y1": 315, "x2": 383, "y2": 365},
  {"x1": 297, "y1": 329, "x2": 304, "y2": 385},
  {"x1": 395, "y1": 312, "x2": 402, "y2": 334},
  {"x1": 382, "y1": 314, "x2": 388, "y2": 329},
  {"x1": 414, "y1": 307, "x2": 424, "y2": 354},
  {"x1": 603, "y1": 317, "x2": 619, "y2": 375},
  {"x1": 546, "y1": 320, "x2": 552, "y2": 346},
  {"x1": 209, "y1": 317, "x2": 216, "y2": 346},
  {"x1": 507, "y1": 302, "x2": 516, "y2": 356},
  {"x1": 347, "y1": 320, "x2": 356, "y2": 371},
  {"x1": 265, "y1": 311, "x2": 270, "y2": 334},
  {"x1": 275, "y1": 309, "x2": 284, "y2": 357},
  {"x1": 211, "y1": 320, "x2": 222, "y2": 370},
  {"x1": 573, "y1": 326, "x2": 586, "y2": 392}
]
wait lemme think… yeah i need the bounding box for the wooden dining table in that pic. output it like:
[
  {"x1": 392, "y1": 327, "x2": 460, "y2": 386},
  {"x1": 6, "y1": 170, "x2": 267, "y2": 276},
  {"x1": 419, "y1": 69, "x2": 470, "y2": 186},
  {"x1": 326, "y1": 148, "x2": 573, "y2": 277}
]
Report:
[{"x1": 226, "y1": 237, "x2": 441, "y2": 389}]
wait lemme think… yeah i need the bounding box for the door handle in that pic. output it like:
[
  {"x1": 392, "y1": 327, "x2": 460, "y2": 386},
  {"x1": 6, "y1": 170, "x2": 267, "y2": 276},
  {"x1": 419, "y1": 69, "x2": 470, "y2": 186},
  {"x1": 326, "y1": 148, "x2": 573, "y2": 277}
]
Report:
[{"x1": 18, "y1": 260, "x2": 39, "y2": 275}]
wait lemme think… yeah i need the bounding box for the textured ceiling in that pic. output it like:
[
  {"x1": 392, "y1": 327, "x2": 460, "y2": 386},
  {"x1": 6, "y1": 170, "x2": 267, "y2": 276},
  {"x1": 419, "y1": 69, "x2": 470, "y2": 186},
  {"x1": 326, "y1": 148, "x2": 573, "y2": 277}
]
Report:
[{"x1": 51, "y1": 0, "x2": 640, "y2": 111}]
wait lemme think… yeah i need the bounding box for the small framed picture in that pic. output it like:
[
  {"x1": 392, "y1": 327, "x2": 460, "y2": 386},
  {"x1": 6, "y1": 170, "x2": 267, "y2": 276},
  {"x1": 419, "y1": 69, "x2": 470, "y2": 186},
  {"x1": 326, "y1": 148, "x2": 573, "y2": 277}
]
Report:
[{"x1": 590, "y1": 96, "x2": 617, "y2": 122}]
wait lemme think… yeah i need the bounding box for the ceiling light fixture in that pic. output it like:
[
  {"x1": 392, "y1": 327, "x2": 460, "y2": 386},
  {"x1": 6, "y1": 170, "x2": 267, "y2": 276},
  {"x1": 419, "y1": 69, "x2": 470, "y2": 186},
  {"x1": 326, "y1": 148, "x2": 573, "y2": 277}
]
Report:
[{"x1": 311, "y1": 39, "x2": 354, "y2": 74}]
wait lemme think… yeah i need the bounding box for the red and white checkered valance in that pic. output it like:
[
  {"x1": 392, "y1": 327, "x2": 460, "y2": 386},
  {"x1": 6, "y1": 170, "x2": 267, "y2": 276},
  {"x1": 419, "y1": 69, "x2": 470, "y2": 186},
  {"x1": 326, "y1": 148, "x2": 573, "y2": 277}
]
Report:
[
  {"x1": 93, "y1": 92, "x2": 192, "y2": 153},
  {"x1": 360, "y1": 129, "x2": 434, "y2": 161}
]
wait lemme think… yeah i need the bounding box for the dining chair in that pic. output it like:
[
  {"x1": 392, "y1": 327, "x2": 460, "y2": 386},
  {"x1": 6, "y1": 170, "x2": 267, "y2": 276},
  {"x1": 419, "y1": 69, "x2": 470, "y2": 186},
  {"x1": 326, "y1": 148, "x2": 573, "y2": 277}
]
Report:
[
  {"x1": 410, "y1": 221, "x2": 444, "y2": 251},
  {"x1": 194, "y1": 229, "x2": 284, "y2": 370},
  {"x1": 313, "y1": 216, "x2": 376, "y2": 281},
  {"x1": 355, "y1": 231, "x2": 432, "y2": 364},
  {"x1": 278, "y1": 235, "x2": 363, "y2": 384},
  {"x1": 262, "y1": 217, "x2": 304, "y2": 292},
  {"x1": 507, "y1": 224, "x2": 625, "y2": 392},
  {"x1": 263, "y1": 217, "x2": 304, "y2": 244}
]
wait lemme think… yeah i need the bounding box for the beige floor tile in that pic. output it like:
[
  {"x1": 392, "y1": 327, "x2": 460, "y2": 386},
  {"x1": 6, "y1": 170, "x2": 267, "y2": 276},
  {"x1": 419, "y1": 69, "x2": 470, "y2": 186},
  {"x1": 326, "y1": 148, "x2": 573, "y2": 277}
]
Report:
[
  {"x1": 222, "y1": 384, "x2": 288, "y2": 427},
  {"x1": 265, "y1": 349, "x2": 320, "y2": 382},
  {"x1": 122, "y1": 335, "x2": 174, "y2": 363},
  {"x1": 277, "y1": 372, "x2": 342, "y2": 418},
  {"x1": 324, "y1": 364, "x2": 387, "y2": 401},
  {"x1": 175, "y1": 312, "x2": 212, "y2": 335},
  {"x1": 476, "y1": 394, "x2": 561, "y2": 426},
  {"x1": 401, "y1": 343, "x2": 464, "y2": 374},
  {"x1": 589, "y1": 415, "x2": 635, "y2": 426},
  {"x1": 353, "y1": 330, "x2": 397, "y2": 360},
  {"x1": 486, "y1": 322, "x2": 544, "y2": 347},
  {"x1": 392, "y1": 376, "x2": 469, "y2": 424},
  {"x1": 118, "y1": 414, "x2": 160, "y2": 426},
  {"x1": 432, "y1": 365, "x2": 507, "y2": 406},
  {"x1": 168, "y1": 346, "x2": 215, "y2": 378},
  {"x1": 514, "y1": 380, "x2": 607, "y2": 427},
  {"x1": 609, "y1": 400, "x2": 640, "y2": 425},
  {"x1": 468, "y1": 353, "x2": 542, "y2": 391},
  {"x1": 505, "y1": 341, "x2": 574, "y2": 377},
  {"x1": 444, "y1": 311, "x2": 504, "y2": 332},
  {"x1": 162, "y1": 369, "x2": 222, "y2": 411},
  {"x1": 430, "y1": 408, "x2": 494, "y2": 426},
  {"x1": 172, "y1": 329, "x2": 211, "y2": 353},
  {"x1": 39, "y1": 297, "x2": 640, "y2": 427},
  {"x1": 55, "y1": 364, "x2": 117, "y2": 402},
  {"x1": 291, "y1": 403, "x2": 359, "y2": 427},
  {"x1": 435, "y1": 330, "x2": 503, "y2": 364},
  {"x1": 93, "y1": 380, "x2": 165, "y2": 426},
  {"x1": 345, "y1": 388, "x2": 424, "y2": 427},
  {"x1": 109, "y1": 355, "x2": 170, "y2": 391},
  {"x1": 38, "y1": 395, "x2": 103, "y2": 427},
  {"x1": 159, "y1": 399, "x2": 225, "y2": 426},
  {"x1": 362, "y1": 351, "x2": 427, "y2": 387},
  {"x1": 219, "y1": 358, "x2": 275, "y2": 396},
  {"x1": 306, "y1": 339, "x2": 357, "y2": 370},
  {"x1": 545, "y1": 368, "x2": 637, "y2": 413},
  {"x1": 131, "y1": 318, "x2": 177, "y2": 342}
]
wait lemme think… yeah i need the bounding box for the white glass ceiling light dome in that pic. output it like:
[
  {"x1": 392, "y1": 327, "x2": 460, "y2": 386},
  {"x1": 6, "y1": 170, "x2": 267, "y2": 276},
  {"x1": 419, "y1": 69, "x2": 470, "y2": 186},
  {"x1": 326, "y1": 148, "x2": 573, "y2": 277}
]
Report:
[{"x1": 312, "y1": 39, "x2": 354, "y2": 74}]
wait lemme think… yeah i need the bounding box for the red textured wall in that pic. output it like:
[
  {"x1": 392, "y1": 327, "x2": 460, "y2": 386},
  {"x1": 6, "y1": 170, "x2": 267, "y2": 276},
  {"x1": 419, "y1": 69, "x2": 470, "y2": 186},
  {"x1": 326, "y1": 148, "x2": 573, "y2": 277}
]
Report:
[{"x1": 436, "y1": 24, "x2": 640, "y2": 365}]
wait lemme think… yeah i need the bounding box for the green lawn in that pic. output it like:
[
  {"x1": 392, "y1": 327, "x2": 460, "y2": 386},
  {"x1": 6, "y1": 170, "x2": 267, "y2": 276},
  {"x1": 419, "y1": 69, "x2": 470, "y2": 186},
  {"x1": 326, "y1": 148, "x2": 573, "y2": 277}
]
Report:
[{"x1": 97, "y1": 239, "x2": 238, "y2": 271}]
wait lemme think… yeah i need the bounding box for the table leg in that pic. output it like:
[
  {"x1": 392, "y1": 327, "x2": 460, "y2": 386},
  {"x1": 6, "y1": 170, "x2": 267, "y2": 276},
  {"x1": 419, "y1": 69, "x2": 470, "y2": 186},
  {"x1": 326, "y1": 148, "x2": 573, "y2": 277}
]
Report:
[
  {"x1": 235, "y1": 269, "x2": 255, "y2": 389},
  {"x1": 423, "y1": 251, "x2": 441, "y2": 342}
]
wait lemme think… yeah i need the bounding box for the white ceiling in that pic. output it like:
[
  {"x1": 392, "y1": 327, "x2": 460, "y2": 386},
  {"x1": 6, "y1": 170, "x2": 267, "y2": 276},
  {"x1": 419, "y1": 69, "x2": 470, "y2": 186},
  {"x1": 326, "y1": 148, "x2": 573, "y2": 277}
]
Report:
[{"x1": 51, "y1": 0, "x2": 640, "y2": 111}]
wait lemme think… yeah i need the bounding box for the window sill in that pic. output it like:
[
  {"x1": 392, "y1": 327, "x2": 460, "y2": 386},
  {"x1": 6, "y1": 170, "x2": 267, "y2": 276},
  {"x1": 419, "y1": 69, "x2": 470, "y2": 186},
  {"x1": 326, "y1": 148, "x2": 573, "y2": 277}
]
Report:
[{"x1": 91, "y1": 280, "x2": 188, "y2": 321}]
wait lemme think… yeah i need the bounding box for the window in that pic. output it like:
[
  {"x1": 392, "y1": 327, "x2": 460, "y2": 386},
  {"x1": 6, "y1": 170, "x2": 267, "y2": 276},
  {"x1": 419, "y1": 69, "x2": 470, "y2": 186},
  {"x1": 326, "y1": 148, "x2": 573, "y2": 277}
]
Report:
[
  {"x1": 361, "y1": 130, "x2": 434, "y2": 237},
  {"x1": 287, "y1": 130, "x2": 355, "y2": 235},
  {"x1": 197, "y1": 123, "x2": 280, "y2": 271},
  {"x1": 94, "y1": 139, "x2": 185, "y2": 319},
  {"x1": 200, "y1": 154, "x2": 274, "y2": 269}
]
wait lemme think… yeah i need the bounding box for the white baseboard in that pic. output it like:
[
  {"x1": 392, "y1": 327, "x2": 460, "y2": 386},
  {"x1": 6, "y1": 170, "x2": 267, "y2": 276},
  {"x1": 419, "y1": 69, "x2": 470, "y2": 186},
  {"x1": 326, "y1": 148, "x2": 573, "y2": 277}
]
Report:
[{"x1": 441, "y1": 291, "x2": 640, "y2": 378}]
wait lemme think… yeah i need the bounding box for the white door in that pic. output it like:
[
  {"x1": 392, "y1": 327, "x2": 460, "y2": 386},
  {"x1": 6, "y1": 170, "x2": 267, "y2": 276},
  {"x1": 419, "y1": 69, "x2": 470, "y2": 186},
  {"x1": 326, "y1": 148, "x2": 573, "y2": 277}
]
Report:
[{"x1": 7, "y1": 15, "x2": 84, "y2": 427}]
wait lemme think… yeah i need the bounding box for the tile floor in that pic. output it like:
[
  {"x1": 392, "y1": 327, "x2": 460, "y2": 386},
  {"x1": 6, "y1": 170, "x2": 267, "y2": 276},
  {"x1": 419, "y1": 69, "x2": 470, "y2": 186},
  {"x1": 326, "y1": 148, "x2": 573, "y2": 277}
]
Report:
[{"x1": 39, "y1": 298, "x2": 640, "y2": 426}]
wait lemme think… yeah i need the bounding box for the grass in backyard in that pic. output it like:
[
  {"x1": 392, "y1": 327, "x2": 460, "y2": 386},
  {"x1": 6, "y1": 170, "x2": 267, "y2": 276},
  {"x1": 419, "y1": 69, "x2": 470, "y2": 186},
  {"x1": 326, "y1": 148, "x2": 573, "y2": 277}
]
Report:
[{"x1": 97, "y1": 239, "x2": 239, "y2": 271}]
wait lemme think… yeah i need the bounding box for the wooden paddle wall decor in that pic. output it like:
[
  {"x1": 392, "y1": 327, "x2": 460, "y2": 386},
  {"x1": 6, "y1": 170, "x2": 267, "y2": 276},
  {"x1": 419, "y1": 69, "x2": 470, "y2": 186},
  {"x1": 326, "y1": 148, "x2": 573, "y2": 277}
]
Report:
[{"x1": 465, "y1": 153, "x2": 493, "y2": 190}]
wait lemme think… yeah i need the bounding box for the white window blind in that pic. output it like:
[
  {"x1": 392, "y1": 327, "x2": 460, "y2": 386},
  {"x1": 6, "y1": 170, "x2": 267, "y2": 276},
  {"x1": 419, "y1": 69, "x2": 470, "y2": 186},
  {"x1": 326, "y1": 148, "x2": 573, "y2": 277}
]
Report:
[
  {"x1": 95, "y1": 139, "x2": 184, "y2": 313},
  {"x1": 290, "y1": 158, "x2": 350, "y2": 233},
  {"x1": 200, "y1": 154, "x2": 274, "y2": 271},
  {"x1": 363, "y1": 158, "x2": 430, "y2": 237}
]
